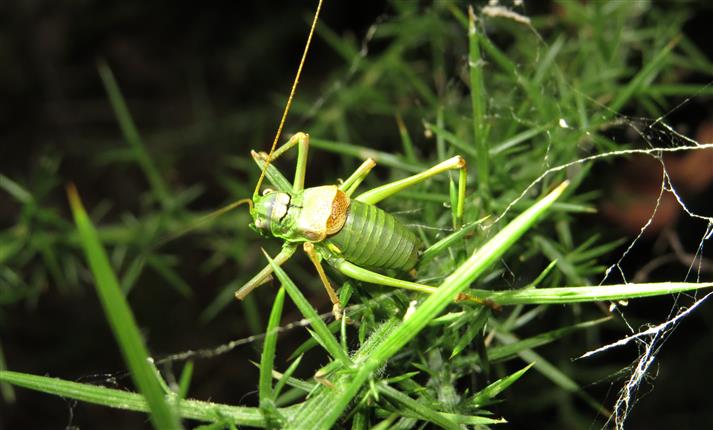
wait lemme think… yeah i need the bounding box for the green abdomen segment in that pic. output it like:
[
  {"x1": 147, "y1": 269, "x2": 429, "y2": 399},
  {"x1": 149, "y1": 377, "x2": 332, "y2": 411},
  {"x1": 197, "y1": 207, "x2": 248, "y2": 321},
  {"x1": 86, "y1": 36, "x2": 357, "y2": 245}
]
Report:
[{"x1": 326, "y1": 200, "x2": 421, "y2": 271}]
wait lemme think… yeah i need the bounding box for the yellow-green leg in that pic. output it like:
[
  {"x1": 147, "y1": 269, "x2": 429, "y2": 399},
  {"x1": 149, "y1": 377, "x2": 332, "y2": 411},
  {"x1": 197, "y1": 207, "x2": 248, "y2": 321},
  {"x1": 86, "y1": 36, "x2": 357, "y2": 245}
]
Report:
[
  {"x1": 303, "y1": 242, "x2": 343, "y2": 319},
  {"x1": 235, "y1": 244, "x2": 297, "y2": 300}
]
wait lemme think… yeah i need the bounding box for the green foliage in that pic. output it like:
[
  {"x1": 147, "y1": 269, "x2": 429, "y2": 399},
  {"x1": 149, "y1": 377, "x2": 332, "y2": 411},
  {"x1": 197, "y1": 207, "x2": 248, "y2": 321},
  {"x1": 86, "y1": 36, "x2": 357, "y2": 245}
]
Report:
[
  {"x1": 1, "y1": 0, "x2": 712, "y2": 428},
  {"x1": 67, "y1": 186, "x2": 182, "y2": 429}
]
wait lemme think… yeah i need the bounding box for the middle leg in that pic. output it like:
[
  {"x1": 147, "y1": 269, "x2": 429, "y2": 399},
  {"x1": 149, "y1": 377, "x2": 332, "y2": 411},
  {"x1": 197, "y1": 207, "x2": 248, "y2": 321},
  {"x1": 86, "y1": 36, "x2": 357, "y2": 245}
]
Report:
[{"x1": 303, "y1": 242, "x2": 343, "y2": 320}]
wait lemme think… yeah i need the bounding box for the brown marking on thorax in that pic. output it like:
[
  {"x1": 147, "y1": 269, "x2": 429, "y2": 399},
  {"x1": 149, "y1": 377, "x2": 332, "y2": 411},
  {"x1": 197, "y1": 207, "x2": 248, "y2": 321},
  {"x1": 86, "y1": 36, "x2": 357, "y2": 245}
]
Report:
[
  {"x1": 297, "y1": 186, "x2": 350, "y2": 242},
  {"x1": 326, "y1": 189, "x2": 350, "y2": 235}
]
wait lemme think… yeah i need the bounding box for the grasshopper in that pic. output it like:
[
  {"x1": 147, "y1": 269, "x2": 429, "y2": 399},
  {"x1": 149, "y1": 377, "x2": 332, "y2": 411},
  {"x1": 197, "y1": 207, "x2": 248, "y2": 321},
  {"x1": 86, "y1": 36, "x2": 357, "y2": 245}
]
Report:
[
  {"x1": 194, "y1": 0, "x2": 489, "y2": 319},
  {"x1": 243, "y1": 133, "x2": 475, "y2": 319}
]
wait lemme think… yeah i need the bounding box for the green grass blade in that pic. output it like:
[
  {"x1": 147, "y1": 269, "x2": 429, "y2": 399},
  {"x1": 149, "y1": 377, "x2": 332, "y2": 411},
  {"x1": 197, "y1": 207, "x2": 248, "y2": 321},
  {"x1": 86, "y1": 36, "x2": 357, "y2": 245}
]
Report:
[
  {"x1": 452, "y1": 317, "x2": 611, "y2": 369},
  {"x1": 450, "y1": 307, "x2": 489, "y2": 358},
  {"x1": 0, "y1": 340, "x2": 15, "y2": 402},
  {"x1": 287, "y1": 320, "x2": 340, "y2": 361},
  {"x1": 0, "y1": 174, "x2": 33, "y2": 204},
  {"x1": 489, "y1": 124, "x2": 550, "y2": 156},
  {"x1": 493, "y1": 330, "x2": 607, "y2": 415},
  {"x1": 97, "y1": 61, "x2": 172, "y2": 208},
  {"x1": 604, "y1": 36, "x2": 679, "y2": 120},
  {"x1": 264, "y1": 252, "x2": 352, "y2": 367},
  {"x1": 259, "y1": 287, "x2": 286, "y2": 424},
  {"x1": 146, "y1": 255, "x2": 193, "y2": 298},
  {"x1": 177, "y1": 362, "x2": 194, "y2": 400},
  {"x1": 471, "y1": 363, "x2": 534, "y2": 407},
  {"x1": 273, "y1": 354, "x2": 306, "y2": 399},
  {"x1": 376, "y1": 383, "x2": 459, "y2": 429},
  {"x1": 420, "y1": 217, "x2": 488, "y2": 264},
  {"x1": 488, "y1": 317, "x2": 610, "y2": 362},
  {"x1": 471, "y1": 282, "x2": 713, "y2": 305},
  {"x1": 66, "y1": 185, "x2": 181, "y2": 429},
  {"x1": 640, "y1": 84, "x2": 713, "y2": 96},
  {"x1": 424, "y1": 120, "x2": 477, "y2": 158},
  {"x1": 310, "y1": 138, "x2": 422, "y2": 174},
  {"x1": 395, "y1": 113, "x2": 418, "y2": 164},
  {"x1": 0, "y1": 370, "x2": 276, "y2": 426},
  {"x1": 468, "y1": 6, "x2": 489, "y2": 198},
  {"x1": 287, "y1": 319, "x2": 399, "y2": 429}
]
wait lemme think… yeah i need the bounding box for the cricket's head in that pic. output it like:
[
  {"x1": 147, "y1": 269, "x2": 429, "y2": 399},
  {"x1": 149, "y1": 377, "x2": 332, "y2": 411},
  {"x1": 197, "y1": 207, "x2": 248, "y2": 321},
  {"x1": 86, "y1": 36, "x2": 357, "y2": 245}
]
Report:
[{"x1": 250, "y1": 188, "x2": 292, "y2": 237}]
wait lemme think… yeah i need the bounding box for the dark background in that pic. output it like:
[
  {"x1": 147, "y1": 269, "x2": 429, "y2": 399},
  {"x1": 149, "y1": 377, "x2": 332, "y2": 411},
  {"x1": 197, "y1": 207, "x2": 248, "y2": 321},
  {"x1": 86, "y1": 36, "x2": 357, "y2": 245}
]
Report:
[{"x1": 1, "y1": 1, "x2": 712, "y2": 429}]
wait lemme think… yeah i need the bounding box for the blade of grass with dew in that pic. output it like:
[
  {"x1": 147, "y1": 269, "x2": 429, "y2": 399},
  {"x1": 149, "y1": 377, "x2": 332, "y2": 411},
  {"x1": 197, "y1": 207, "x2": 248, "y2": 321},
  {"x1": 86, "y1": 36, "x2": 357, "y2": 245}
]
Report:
[
  {"x1": 66, "y1": 185, "x2": 181, "y2": 429},
  {"x1": 264, "y1": 251, "x2": 351, "y2": 367},
  {"x1": 287, "y1": 182, "x2": 569, "y2": 429},
  {"x1": 0, "y1": 370, "x2": 291, "y2": 427},
  {"x1": 97, "y1": 61, "x2": 171, "y2": 209},
  {"x1": 259, "y1": 286, "x2": 286, "y2": 425}
]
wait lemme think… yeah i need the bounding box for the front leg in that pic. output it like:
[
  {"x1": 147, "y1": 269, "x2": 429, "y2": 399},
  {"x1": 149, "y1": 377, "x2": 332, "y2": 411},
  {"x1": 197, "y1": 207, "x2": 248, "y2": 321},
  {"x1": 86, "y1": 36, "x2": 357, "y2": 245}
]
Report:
[
  {"x1": 235, "y1": 244, "x2": 297, "y2": 300},
  {"x1": 303, "y1": 242, "x2": 342, "y2": 320},
  {"x1": 271, "y1": 132, "x2": 311, "y2": 192}
]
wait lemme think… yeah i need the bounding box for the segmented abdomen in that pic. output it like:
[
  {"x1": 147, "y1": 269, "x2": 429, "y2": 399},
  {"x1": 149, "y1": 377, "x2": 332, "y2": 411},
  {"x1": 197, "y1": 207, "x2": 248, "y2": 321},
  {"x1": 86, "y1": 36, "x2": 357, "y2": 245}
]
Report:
[{"x1": 326, "y1": 200, "x2": 420, "y2": 271}]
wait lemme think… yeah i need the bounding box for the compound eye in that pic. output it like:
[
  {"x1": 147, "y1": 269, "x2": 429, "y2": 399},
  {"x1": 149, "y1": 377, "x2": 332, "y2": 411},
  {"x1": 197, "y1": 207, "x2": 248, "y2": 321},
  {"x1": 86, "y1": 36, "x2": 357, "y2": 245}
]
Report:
[{"x1": 262, "y1": 188, "x2": 274, "y2": 196}]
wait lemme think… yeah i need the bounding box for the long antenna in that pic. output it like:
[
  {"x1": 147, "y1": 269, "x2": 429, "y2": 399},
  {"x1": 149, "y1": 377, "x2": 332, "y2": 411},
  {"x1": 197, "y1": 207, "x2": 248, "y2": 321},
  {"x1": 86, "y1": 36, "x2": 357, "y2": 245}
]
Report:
[
  {"x1": 154, "y1": 198, "x2": 253, "y2": 249},
  {"x1": 253, "y1": 0, "x2": 324, "y2": 197}
]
